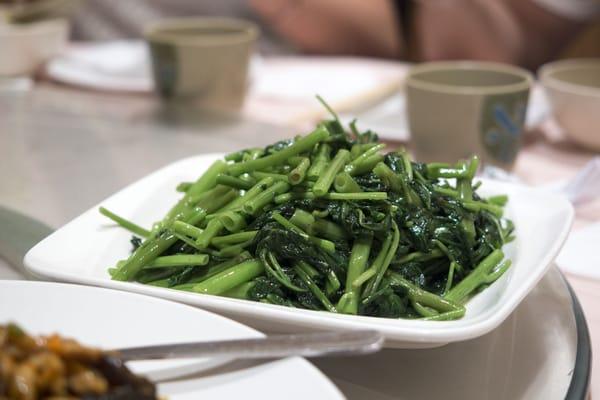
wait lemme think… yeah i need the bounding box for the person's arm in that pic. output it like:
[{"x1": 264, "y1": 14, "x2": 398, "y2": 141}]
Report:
[
  {"x1": 412, "y1": 0, "x2": 587, "y2": 69},
  {"x1": 249, "y1": 0, "x2": 404, "y2": 58}
]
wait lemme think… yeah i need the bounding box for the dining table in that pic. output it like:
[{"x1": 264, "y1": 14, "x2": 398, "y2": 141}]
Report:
[{"x1": 0, "y1": 56, "x2": 598, "y2": 399}]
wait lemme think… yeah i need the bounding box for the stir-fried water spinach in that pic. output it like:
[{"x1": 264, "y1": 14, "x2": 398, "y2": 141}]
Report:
[{"x1": 102, "y1": 101, "x2": 514, "y2": 320}]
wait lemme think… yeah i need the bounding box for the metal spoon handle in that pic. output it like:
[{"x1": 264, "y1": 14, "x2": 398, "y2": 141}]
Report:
[{"x1": 117, "y1": 330, "x2": 383, "y2": 361}]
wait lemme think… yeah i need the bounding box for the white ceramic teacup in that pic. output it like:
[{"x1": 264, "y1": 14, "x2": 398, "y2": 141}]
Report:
[
  {"x1": 539, "y1": 58, "x2": 600, "y2": 152},
  {"x1": 145, "y1": 17, "x2": 259, "y2": 110},
  {"x1": 406, "y1": 61, "x2": 533, "y2": 169}
]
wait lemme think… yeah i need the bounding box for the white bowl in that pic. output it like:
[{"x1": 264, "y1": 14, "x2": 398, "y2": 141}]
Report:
[
  {"x1": 0, "y1": 19, "x2": 68, "y2": 76},
  {"x1": 24, "y1": 154, "x2": 574, "y2": 348},
  {"x1": 539, "y1": 58, "x2": 600, "y2": 151}
]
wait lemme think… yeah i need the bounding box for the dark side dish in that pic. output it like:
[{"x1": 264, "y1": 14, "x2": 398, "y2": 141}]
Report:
[
  {"x1": 102, "y1": 100, "x2": 514, "y2": 321},
  {"x1": 0, "y1": 323, "x2": 156, "y2": 400}
]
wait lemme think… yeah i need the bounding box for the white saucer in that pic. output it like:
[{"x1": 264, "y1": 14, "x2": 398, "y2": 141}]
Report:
[{"x1": 314, "y1": 266, "x2": 586, "y2": 399}]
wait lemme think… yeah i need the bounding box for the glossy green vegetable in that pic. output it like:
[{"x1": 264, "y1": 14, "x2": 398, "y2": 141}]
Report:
[{"x1": 102, "y1": 99, "x2": 514, "y2": 320}]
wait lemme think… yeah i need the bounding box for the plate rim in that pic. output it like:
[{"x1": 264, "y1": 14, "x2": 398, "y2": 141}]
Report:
[{"x1": 562, "y1": 273, "x2": 592, "y2": 400}]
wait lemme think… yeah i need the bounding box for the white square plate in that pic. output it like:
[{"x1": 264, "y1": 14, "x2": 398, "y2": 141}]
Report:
[{"x1": 25, "y1": 154, "x2": 574, "y2": 348}]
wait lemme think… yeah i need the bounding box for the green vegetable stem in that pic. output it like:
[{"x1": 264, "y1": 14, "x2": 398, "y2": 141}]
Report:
[{"x1": 101, "y1": 97, "x2": 513, "y2": 321}]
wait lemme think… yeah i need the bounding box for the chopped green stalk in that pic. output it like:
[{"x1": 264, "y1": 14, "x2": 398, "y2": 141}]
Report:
[
  {"x1": 373, "y1": 162, "x2": 421, "y2": 206},
  {"x1": 388, "y1": 272, "x2": 464, "y2": 314},
  {"x1": 176, "y1": 182, "x2": 192, "y2": 193},
  {"x1": 325, "y1": 269, "x2": 341, "y2": 295},
  {"x1": 202, "y1": 180, "x2": 268, "y2": 223},
  {"x1": 215, "y1": 241, "x2": 253, "y2": 258},
  {"x1": 352, "y1": 268, "x2": 377, "y2": 289},
  {"x1": 191, "y1": 259, "x2": 264, "y2": 295},
  {"x1": 337, "y1": 234, "x2": 373, "y2": 314},
  {"x1": 316, "y1": 95, "x2": 341, "y2": 122},
  {"x1": 172, "y1": 232, "x2": 203, "y2": 250},
  {"x1": 457, "y1": 159, "x2": 476, "y2": 246},
  {"x1": 346, "y1": 154, "x2": 384, "y2": 176},
  {"x1": 211, "y1": 231, "x2": 258, "y2": 248},
  {"x1": 312, "y1": 218, "x2": 348, "y2": 241},
  {"x1": 251, "y1": 171, "x2": 289, "y2": 181},
  {"x1": 272, "y1": 212, "x2": 336, "y2": 253},
  {"x1": 398, "y1": 148, "x2": 414, "y2": 182},
  {"x1": 273, "y1": 193, "x2": 292, "y2": 205},
  {"x1": 313, "y1": 149, "x2": 351, "y2": 197},
  {"x1": 163, "y1": 160, "x2": 227, "y2": 225},
  {"x1": 296, "y1": 261, "x2": 320, "y2": 279},
  {"x1": 195, "y1": 219, "x2": 224, "y2": 249},
  {"x1": 228, "y1": 126, "x2": 330, "y2": 175},
  {"x1": 434, "y1": 186, "x2": 460, "y2": 199},
  {"x1": 346, "y1": 143, "x2": 386, "y2": 168},
  {"x1": 243, "y1": 148, "x2": 265, "y2": 161},
  {"x1": 355, "y1": 233, "x2": 392, "y2": 293},
  {"x1": 294, "y1": 262, "x2": 337, "y2": 313},
  {"x1": 483, "y1": 259, "x2": 511, "y2": 284},
  {"x1": 287, "y1": 156, "x2": 305, "y2": 166},
  {"x1": 188, "y1": 207, "x2": 210, "y2": 225},
  {"x1": 144, "y1": 277, "x2": 174, "y2": 288},
  {"x1": 275, "y1": 191, "x2": 386, "y2": 203},
  {"x1": 411, "y1": 300, "x2": 438, "y2": 318},
  {"x1": 326, "y1": 192, "x2": 387, "y2": 201},
  {"x1": 220, "y1": 177, "x2": 274, "y2": 213},
  {"x1": 288, "y1": 157, "x2": 311, "y2": 185},
  {"x1": 420, "y1": 309, "x2": 466, "y2": 321},
  {"x1": 334, "y1": 172, "x2": 363, "y2": 193},
  {"x1": 113, "y1": 193, "x2": 231, "y2": 282},
  {"x1": 208, "y1": 191, "x2": 244, "y2": 215},
  {"x1": 444, "y1": 249, "x2": 505, "y2": 303},
  {"x1": 373, "y1": 162, "x2": 403, "y2": 193},
  {"x1": 222, "y1": 281, "x2": 256, "y2": 299},
  {"x1": 175, "y1": 253, "x2": 253, "y2": 289},
  {"x1": 225, "y1": 148, "x2": 263, "y2": 162},
  {"x1": 243, "y1": 181, "x2": 290, "y2": 216},
  {"x1": 216, "y1": 174, "x2": 254, "y2": 190},
  {"x1": 145, "y1": 254, "x2": 209, "y2": 268},
  {"x1": 239, "y1": 173, "x2": 256, "y2": 182},
  {"x1": 274, "y1": 192, "x2": 316, "y2": 204},
  {"x1": 184, "y1": 184, "x2": 232, "y2": 208},
  {"x1": 462, "y1": 201, "x2": 504, "y2": 218},
  {"x1": 172, "y1": 220, "x2": 203, "y2": 240},
  {"x1": 220, "y1": 211, "x2": 247, "y2": 233},
  {"x1": 111, "y1": 231, "x2": 178, "y2": 281},
  {"x1": 394, "y1": 249, "x2": 443, "y2": 265},
  {"x1": 466, "y1": 155, "x2": 480, "y2": 179},
  {"x1": 167, "y1": 186, "x2": 231, "y2": 225},
  {"x1": 307, "y1": 143, "x2": 331, "y2": 180},
  {"x1": 99, "y1": 207, "x2": 150, "y2": 238},
  {"x1": 350, "y1": 143, "x2": 378, "y2": 159},
  {"x1": 488, "y1": 195, "x2": 509, "y2": 207},
  {"x1": 289, "y1": 209, "x2": 315, "y2": 232},
  {"x1": 261, "y1": 250, "x2": 306, "y2": 292},
  {"x1": 365, "y1": 221, "x2": 400, "y2": 296},
  {"x1": 410, "y1": 292, "x2": 459, "y2": 312},
  {"x1": 426, "y1": 162, "x2": 470, "y2": 179},
  {"x1": 443, "y1": 261, "x2": 458, "y2": 295},
  {"x1": 160, "y1": 186, "x2": 234, "y2": 233},
  {"x1": 224, "y1": 149, "x2": 245, "y2": 162}
]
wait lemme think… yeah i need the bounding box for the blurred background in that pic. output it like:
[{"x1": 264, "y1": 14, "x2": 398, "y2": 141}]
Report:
[
  {"x1": 3, "y1": 0, "x2": 600, "y2": 66},
  {"x1": 5, "y1": 0, "x2": 598, "y2": 65}
]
